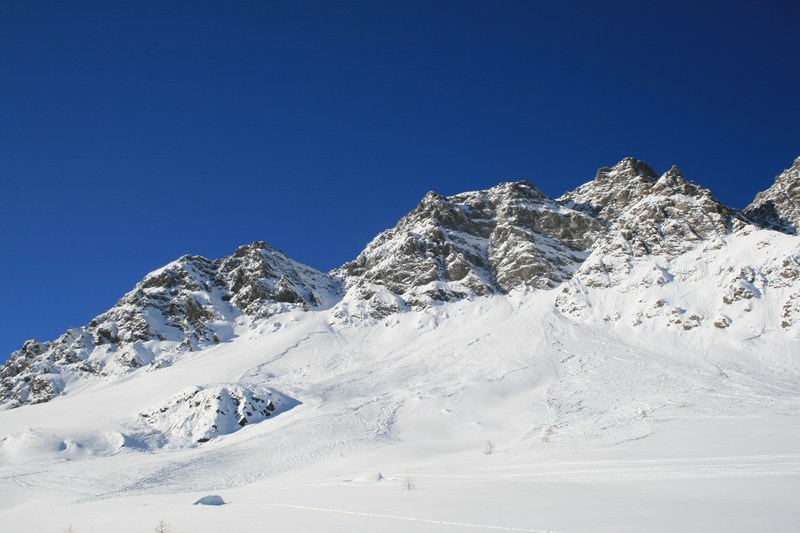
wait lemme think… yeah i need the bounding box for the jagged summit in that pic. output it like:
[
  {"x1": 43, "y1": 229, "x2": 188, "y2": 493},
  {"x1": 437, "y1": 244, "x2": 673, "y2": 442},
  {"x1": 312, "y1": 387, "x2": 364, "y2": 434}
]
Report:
[
  {"x1": 745, "y1": 156, "x2": 800, "y2": 233},
  {"x1": 571, "y1": 164, "x2": 739, "y2": 288},
  {"x1": 599, "y1": 157, "x2": 659, "y2": 182},
  {"x1": 335, "y1": 180, "x2": 602, "y2": 318},
  {"x1": 4, "y1": 156, "x2": 800, "y2": 410},
  {"x1": 0, "y1": 241, "x2": 340, "y2": 408},
  {"x1": 558, "y1": 157, "x2": 659, "y2": 221}
]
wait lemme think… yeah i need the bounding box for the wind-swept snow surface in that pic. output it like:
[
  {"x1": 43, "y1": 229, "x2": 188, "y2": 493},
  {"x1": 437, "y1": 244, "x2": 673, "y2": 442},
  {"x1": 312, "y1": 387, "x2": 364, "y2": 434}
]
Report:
[{"x1": 1, "y1": 291, "x2": 798, "y2": 532}]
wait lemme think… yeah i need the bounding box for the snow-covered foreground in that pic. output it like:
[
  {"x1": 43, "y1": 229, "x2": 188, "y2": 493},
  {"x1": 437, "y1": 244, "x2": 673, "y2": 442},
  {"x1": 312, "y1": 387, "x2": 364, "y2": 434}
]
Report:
[
  {"x1": 1, "y1": 294, "x2": 799, "y2": 532},
  {"x1": 5, "y1": 416, "x2": 798, "y2": 533}
]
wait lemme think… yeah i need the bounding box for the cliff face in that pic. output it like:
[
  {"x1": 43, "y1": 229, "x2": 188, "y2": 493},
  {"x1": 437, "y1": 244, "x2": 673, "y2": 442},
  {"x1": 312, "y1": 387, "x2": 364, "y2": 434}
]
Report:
[
  {"x1": 745, "y1": 157, "x2": 800, "y2": 234},
  {"x1": 335, "y1": 180, "x2": 602, "y2": 318}
]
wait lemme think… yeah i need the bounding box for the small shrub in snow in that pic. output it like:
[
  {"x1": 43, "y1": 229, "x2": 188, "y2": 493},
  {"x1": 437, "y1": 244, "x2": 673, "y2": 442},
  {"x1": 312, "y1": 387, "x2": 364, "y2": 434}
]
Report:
[
  {"x1": 541, "y1": 426, "x2": 553, "y2": 443},
  {"x1": 403, "y1": 475, "x2": 416, "y2": 491},
  {"x1": 483, "y1": 439, "x2": 494, "y2": 455},
  {"x1": 154, "y1": 519, "x2": 171, "y2": 533}
]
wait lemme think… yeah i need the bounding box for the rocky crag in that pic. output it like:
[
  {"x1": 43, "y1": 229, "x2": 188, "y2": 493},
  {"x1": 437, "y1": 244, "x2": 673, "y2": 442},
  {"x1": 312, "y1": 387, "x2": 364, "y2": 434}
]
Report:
[
  {"x1": 1, "y1": 242, "x2": 340, "y2": 408},
  {"x1": 745, "y1": 157, "x2": 800, "y2": 233},
  {"x1": 334, "y1": 180, "x2": 602, "y2": 319}
]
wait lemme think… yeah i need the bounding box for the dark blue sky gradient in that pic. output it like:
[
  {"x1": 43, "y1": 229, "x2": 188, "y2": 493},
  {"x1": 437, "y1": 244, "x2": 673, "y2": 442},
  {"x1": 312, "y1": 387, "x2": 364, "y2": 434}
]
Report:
[{"x1": 2, "y1": 1, "x2": 799, "y2": 359}]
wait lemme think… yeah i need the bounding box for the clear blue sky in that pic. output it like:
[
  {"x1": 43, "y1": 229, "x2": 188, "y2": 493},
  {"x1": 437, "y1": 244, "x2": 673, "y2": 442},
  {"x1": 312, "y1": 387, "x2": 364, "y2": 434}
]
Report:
[{"x1": 2, "y1": 1, "x2": 798, "y2": 360}]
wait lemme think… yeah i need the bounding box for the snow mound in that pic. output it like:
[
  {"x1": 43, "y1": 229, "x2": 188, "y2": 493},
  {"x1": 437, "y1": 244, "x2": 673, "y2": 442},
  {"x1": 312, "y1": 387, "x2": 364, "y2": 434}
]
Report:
[
  {"x1": 0, "y1": 429, "x2": 130, "y2": 463},
  {"x1": 134, "y1": 383, "x2": 298, "y2": 449},
  {"x1": 193, "y1": 495, "x2": 226, "y2": 506},
  {"x1": 0, "y1": 430, "x2": 83, "y2": 462},
  {"x1": 348, "y1": 472, "x2": 386, "y2": 485}
]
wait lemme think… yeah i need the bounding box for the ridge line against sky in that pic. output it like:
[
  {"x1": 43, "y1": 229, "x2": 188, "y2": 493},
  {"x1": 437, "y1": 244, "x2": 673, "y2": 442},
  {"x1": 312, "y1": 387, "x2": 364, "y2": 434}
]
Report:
[{"x1": 2, "y1": 0, "x2": 799, "y2": 360}]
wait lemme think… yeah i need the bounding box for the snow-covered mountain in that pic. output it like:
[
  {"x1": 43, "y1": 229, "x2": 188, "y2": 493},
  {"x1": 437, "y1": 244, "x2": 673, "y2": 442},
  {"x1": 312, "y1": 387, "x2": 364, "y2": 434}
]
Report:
[
  {"x1": 558, "y1": 157, "x2": 660, "y2": 222},
  {"x1": 0, "y1": 242, "x2": 340, "y2": 408},
  {"x1": 1, "y1": 157, "x2": 800, "y2": 533},
  {"x1": 335, "y1": 180, "x2": 602, "y2": 319},
  {"x1": 3, "y1": 158, "x2": 800, "y2": 411}
]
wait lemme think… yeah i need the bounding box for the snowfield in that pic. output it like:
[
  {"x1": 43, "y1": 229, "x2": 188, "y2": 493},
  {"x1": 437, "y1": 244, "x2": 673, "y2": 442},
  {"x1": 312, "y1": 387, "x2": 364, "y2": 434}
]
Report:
[{"x1": 1, "y1": 281, "x2": 799, "y2": 532}]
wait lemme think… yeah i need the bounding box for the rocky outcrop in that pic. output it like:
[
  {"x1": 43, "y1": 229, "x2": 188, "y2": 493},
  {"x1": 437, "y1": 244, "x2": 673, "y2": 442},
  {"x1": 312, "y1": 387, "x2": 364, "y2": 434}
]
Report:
[
  {"x1": 0, "y1": 242, "x2": 340, "y2": 409},
  {"x1": 135, "y1": 384, "x2": 296, "y2": 448},
  {"x1": 567, "y1": 164, "x2": 741, "y2": 288},
  {"x1": 555, "y1": 159, "x2": 800, "y2": 341},
  {"x1": 745, "y1": 157, "x2": 800, "y2": 234},
  {"x1": 336, "y1": 180, "x2": 602, "y2": 317},
  {"x1": 558, "y1": 157, "x2": 659, "y2": 222}
]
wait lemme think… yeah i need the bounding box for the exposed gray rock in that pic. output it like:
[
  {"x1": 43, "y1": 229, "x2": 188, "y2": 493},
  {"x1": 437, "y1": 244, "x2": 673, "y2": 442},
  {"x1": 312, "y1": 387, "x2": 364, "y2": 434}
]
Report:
[
  {"x1": 559, "y1": 157, "x2": 659, "y2": 222},
  {"x1": 336, "y1": 180, "x2": 603, "y2": 316},
  {"x1": 135, "y1": 384, "x2": 295, "y2": 448},
  {"x1": 194, "y1": 495, "x2": 226, "y2": 506},
  {"x1": 569, "y1": 165, "x2": 741, "y2": 288},
  {"x1": 554, "y1": 161, "x2": 752, "y2": 318},
  {"x1": 745, "y1": 157, "x2": 800, "y2": 234},
  {"x1": 1, "y1": 242, "x2": 340, "y2": 409}
]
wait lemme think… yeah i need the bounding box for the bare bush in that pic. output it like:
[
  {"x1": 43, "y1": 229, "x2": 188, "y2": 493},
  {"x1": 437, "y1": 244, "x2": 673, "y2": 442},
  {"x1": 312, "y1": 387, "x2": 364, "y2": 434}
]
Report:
[{"x1": 483, "y1": 439, "x2": 494, "y2": 455}]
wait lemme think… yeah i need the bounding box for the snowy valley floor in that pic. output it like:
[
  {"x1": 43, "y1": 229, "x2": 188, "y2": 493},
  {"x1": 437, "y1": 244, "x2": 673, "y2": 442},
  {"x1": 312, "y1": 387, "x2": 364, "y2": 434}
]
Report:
[
  {"x1": 1, "y1": 295, "x2": 799, "y2": 532},
  {"x1": 3, "y1": 416, "x2": 799, "y2": 533}
]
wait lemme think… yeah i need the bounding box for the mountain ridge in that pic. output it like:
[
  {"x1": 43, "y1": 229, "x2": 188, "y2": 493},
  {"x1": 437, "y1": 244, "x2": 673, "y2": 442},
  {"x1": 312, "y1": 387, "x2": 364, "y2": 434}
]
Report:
[
  {"x1": 3, "y1": 156, "x2": 799, "y2": 410},
  {"x1": 1, "y1": 242, "x2": 341, "y2": 408}
]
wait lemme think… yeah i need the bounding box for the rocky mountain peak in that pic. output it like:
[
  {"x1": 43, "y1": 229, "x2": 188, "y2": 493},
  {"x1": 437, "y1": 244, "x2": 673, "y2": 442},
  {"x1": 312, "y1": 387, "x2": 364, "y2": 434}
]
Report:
[
  {"x1": 571, "y1": 165, "x2": 739, "y2": 289},
  {"x1": 492, "y1": 179, "x2": 543, "y2": 195},
  {"x1": 336, "y1": 180, "x2": 602, "y2": 318},
  {"x1": 745, "y1": 156, "x2": 800, "y2": 234},
  {"x1": 596, "y1": 157, "x2": 659, "y2": 184},
  {"x1": 232, "y1": 240, "x2": 272, "y2": 257},
  {"x1": 558, "y1": 158, "x2": 659, "y2": 221},
  {"x1": 421, "y1": 190, "x2": 445, "y2": 204},
  {"x1": 1, "y1": 242, "x2": 340, "y2": 409},
  {"x1": 650, "y1": 165, "x2": 702, "y2": 196},
  {"x1": 652, "y1": 164, "x2": 685, "y2": 189}
]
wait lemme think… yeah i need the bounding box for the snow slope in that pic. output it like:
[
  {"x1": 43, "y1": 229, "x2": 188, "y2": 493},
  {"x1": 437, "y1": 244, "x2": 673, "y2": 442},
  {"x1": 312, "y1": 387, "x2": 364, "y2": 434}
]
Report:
[{"x1": 1, "y1": 287, "x2": 798, "y2": 532}]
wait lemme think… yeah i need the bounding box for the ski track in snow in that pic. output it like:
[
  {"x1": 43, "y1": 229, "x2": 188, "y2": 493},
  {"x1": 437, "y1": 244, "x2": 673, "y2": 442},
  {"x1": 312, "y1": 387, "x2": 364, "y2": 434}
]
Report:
[
  {"x1": 268, "y1": 503, "x2": 562, "y2": 532},
  {"x1": 414, "y1": 455, "x2": 800, "y2": 483},
  {"x1": 235, "y1": 329, "x2": 331, "y2": 384}
]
